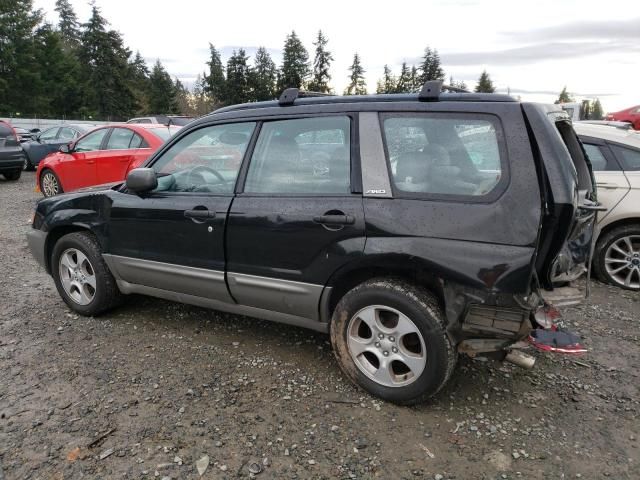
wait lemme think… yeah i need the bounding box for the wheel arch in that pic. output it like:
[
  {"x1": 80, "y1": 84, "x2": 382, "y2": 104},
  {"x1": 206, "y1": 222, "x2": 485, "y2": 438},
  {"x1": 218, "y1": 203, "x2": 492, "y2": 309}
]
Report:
[
  {"x1": 322, "y1": 254, "x2": 446, "y2": 323},
  {"x1": 39, "y1": 166, "x2": 65, "y2": 193},
  {"x1": 44, "y1": 225, "x2": 99, "y2": 274},
  {"x1": 596, "y1": 216, "x2": 640, "y2": 246}
]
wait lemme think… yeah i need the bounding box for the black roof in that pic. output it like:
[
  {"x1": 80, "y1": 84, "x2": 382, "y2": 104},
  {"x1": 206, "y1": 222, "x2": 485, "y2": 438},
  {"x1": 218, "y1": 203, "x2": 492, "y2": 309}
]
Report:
[{"x1": 209, "y1": 91, "x2": 517, "y2": 118}]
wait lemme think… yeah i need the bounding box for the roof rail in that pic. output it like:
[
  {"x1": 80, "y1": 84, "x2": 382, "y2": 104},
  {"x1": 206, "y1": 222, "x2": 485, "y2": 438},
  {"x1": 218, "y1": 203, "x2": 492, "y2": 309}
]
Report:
[
  {"x1": 418, "y1": 80, "x2": 470, "y2": 101},
  {"x1": 278, "y1": 88, "x2": 333, "y2": 106}
]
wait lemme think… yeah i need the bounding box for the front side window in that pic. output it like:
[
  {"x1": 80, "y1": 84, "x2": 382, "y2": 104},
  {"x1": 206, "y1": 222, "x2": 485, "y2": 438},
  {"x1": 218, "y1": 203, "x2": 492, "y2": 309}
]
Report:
[
  {"x1": 611, "y1": 145, "x2": 640, "y2": 171},
  {"x1": 39, "y1": 128, "x2": 59, "y2": 141},
  {"x1": 75, "y1": 128, "x2": 108, "y2": 152},
  {"x1": 244, "y1": 116, "x2": 351, "y2": 194},
  {"x1": 383, "y1": 114, "x2": 504, "y2": 197},
  {"x1": 106, "y1": 128, "x2": 134, "y2": 150},
  {"x1": 152, "y1": 122, "x2": 255, "y2": 194}
]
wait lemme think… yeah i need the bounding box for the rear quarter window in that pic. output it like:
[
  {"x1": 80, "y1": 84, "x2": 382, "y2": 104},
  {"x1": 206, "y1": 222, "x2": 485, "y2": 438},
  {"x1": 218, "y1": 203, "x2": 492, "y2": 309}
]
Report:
[{"x1": 381, "y1": 113, "x2": 506, "y2": 200}]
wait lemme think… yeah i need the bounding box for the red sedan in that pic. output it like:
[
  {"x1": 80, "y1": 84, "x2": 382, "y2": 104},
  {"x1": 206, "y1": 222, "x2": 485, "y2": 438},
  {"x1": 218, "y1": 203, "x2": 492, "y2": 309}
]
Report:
[
  {"x1": 605, "y1": 105, "x2": 640, "y2": 130},
  {"x1": 36, "y1": 124, "x2": 181, "y2": 197}
]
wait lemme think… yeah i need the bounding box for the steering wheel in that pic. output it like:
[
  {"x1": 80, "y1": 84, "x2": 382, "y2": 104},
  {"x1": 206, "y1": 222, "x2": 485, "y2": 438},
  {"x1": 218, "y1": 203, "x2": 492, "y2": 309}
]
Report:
[{"x1": 185, "y1": 165, "x2": 226, "y2": 187}]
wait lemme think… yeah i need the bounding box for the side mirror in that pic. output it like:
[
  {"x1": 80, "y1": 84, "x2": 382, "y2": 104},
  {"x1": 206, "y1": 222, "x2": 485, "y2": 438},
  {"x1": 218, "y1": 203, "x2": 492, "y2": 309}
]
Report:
[
  {"x1": 59, "y1": 143, "x2": 72, "y2": 153},
  {"x1": 126, "y1": 168, "x2": 157, "y2": 193}
]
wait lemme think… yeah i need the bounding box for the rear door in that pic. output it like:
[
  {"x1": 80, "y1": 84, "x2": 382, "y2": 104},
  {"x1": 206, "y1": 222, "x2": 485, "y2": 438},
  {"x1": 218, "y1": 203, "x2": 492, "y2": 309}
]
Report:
[
  {"x1": 580, "y1": 137, "x2": 629, "y2": 224},
  {"x1": 226, "y1": 115, "x2": 365, "y2": 320},
  {"x1": 98, "y1": 127, "x2": 136, "y2": 184},
  {"x1": 521, "y1": 105, "x2": 599, "y2": 287}
]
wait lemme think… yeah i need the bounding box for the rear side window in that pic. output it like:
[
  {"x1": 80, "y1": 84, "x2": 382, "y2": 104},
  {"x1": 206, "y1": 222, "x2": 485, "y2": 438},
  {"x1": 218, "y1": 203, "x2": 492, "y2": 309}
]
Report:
[
  {"x1": 611, "y1": 145, "x2": 640, "y2": 171},
  {"x1": 106, "y1": 128, "x2": 134, "y2": 150},
  {"x1": 382, "y1": 114, "x2": 504, "y2": 197},
  {"x1": 582, "y1": 144, "x2": 608, "y2": 171},
  {"x1": 244, "y1": 116, "x2": 351, "y2": 195}
]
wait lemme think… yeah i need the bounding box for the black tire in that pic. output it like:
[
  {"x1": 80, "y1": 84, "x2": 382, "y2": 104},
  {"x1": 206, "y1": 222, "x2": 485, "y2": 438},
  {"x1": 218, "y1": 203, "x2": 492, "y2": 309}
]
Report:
[
  {"x1": 593, "y1": 225, "x2": 640, "y2": 290},
  {"x1": 330, "y1": 278, "x2": 456, "y2": 405},
  {"x1": 3, "y1": 170, "x2": 21, "y2": 181},
  {"x1": 51, "y1": 231, "x2": 123, "y2": 316},
  {"x1": 40, "y1": 169, "x2": 63, "y2": 196},
  {"x1": 23, "y1": 156, "x2": 35, "y2": 171}
]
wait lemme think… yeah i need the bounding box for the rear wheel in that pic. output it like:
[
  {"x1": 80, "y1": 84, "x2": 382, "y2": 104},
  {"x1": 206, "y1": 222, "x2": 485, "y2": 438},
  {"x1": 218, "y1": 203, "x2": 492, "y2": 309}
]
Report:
[
  {"x1": 51, "y1": 232, "x2": 122, "y2": 316},
  {"x1": 330, "y1": 278, "x2": 456, "y2": 405},
  {"x1": 3, "y1": 170, "x2": 21, "y2": 181},
  {"x1": 594, "y1": 225, "x2": 640, "y2": 290},
  {"x1": 40, "y1": 169, "x2": 62, "y2": 196}
]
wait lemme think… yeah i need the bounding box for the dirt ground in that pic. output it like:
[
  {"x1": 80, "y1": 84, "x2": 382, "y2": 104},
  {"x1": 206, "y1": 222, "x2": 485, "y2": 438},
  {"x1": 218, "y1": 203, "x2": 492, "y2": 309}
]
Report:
[{"x1": 1, "y1": 172, "x2": 638, "y2": 480}]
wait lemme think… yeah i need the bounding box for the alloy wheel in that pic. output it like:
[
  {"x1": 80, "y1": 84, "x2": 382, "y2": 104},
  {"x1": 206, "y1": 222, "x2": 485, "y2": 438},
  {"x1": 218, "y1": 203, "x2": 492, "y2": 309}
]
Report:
[
  {"x1": 347, "y1": 305, "x2": 427, "y2": 387},
  {"x1": 604, "y1": 235, "x2": 640, "y2": 289},
  {"x1": 58, "y1": 248, "x2": 97, "y2": 305},
  {"x1": 41, "y1": 172, "x2": 60, "y2": 196}
]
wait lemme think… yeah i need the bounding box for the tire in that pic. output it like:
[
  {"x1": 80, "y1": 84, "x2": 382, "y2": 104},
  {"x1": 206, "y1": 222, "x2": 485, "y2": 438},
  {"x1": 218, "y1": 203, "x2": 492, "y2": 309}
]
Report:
[
  {"x1": 3, "y1": 170, "x2": 21, "y2": 181},
  {"x1": 51, "y1": 231, "x2": 122, "y2": 316},
  {"x1": 23, "y1": 156, "x2": 35, "y2": 171},
  {"x1": 330, "y1": 278, "x2": 456, "y2": 405},
  {"x1": 40, "y1": 169, "x2": 63, "y2": 196},
  {"x1": 593, "y1": 225, "x2": 640, "y2": 290}
]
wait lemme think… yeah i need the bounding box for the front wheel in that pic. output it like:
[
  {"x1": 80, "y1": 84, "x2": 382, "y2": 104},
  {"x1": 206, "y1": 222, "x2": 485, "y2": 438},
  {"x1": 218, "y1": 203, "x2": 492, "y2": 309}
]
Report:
[
  {"x1": 593, "y1": 225, "x2": 640, "y2": 290},
  {"x1": 51, "y1": 232, "x2": 122, "y2": 316},
  {"x1": 330, "y1": 278, "x2": 456, "y2": 405},
  {"x1": 40, "y1": 169, "x2": 62, "y2": 196},
  {"x1": 3, "y1": 170, "x2": 21, "y2": 181}
]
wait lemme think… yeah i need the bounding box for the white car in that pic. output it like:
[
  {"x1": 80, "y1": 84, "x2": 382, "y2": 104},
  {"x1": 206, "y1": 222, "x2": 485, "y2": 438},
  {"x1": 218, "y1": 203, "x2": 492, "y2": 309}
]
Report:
[{"x1": 573, "y1": 123, "x2": 640, "y2": 290}]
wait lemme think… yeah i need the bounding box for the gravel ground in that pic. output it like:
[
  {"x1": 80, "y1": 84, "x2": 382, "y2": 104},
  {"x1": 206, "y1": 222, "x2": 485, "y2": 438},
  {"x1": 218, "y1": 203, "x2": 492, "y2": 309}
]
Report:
[{"x1": 1, "y1": 172, "x2": 638, "y2": 480}]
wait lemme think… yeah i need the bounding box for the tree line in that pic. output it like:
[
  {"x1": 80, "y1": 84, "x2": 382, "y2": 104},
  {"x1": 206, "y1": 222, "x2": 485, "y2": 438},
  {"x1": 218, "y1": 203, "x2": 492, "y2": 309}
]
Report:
[{"x1": 1, "y1": 1, "x2": 603, "y2": 121}]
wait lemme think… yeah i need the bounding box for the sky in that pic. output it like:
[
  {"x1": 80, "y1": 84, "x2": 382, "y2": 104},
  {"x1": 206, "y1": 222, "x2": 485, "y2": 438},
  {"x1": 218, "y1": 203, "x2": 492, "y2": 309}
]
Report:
[{"x1": 33, "y1": 0, "x2": 640, "y2": 112}]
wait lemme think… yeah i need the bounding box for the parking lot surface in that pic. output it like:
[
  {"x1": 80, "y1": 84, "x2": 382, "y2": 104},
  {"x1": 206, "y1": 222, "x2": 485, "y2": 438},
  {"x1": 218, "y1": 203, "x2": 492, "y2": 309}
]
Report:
[{"x1": 1, "y1": 172, "x2": 638, "y2": 479}]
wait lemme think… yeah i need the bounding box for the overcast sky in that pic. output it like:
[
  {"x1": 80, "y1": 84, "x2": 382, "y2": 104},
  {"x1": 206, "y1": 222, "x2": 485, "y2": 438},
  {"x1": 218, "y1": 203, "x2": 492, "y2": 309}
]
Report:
[{"x1": 34, "y1": 0, "x2": 640, "y2": 112}]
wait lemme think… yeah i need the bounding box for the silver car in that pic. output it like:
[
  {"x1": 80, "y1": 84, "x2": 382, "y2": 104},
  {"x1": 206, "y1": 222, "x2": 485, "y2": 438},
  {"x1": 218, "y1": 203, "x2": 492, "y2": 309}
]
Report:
[{"x1": 574, "y1": 123, "x2": 640, "y2": 290}]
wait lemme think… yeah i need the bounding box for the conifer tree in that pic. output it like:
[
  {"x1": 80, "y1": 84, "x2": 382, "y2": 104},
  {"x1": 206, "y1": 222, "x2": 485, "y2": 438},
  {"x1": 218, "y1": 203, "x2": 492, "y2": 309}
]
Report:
[
  {"x1": 148, "y1": 60, "x2": 177, "y2": 113},
  {"x1": 591, "y1": 99, "x2": 604, "y2": 120},
  {"x1": 192, "y1": 73, "x2": 214, "y2": 114},
  {"x1": 250, "y1": 47, "x2": 277, "y2": 101},
  {"x1": 344, "y1": 53, "x2": 367, "y2": 95},
  {"x1": 204, "y1": 44, "x2": 226, "y2": 104},
  {"x1": 174, "y1": 78, "x2": 190, "y2": 115},
  {"x1": 555, "y1": 86, "x2": 574, "y2": 104},
  {"x1": 225, "y1": 49, "x2": 251, "y2": 105},
  {"x1": 54, "y1": 0, "x2": 80, "y2": 46},
  {"x1": 474, "y1": 70, "x2": 496, "y2": 93},
  {"x1": 128, "y1": 51, "x2": 150, "y2": 114},
  {"x1": 277, "y1": 31, "x2": 310, "y2": 93},
  {"x1": 376, "y1": 65, "x2": 396, "y2": 94},
  {"x1": 419, "y1": 46, "x2": 445, "y2": 83},
  {"x1": 308, "y1": 30, "x2": 333, "y2": 93},
  {"x1": 79, "y1": 4, "x2": 136, "y2": 119},
  {"x1": 395, "y1": 62, "x2": 412, "y2": 93}
]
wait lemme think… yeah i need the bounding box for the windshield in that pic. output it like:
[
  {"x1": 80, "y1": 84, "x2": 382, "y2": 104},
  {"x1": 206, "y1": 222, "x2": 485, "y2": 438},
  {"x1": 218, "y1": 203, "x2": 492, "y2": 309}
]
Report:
[{"x1": 149, "y1": 126, "x2": 182, "y2": 141}]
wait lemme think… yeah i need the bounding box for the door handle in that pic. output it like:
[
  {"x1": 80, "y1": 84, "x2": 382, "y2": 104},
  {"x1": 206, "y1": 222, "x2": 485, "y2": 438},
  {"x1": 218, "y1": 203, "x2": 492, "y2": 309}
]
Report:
[
  {"x1": 579, "y1": 203, "x2": 607, "y2": 212},
  {"x1": 313, "y1": 214, "x2": 355, "y2": 225},
  {"x1": 184, "y1": 209, "x2": 216, "y2": 219},
  {"x1": 596, "y1": 183, "x2": 617, "y2": 189},
  {"x1": 86, "y1": 160, "x2": 95, "y2": 164}
]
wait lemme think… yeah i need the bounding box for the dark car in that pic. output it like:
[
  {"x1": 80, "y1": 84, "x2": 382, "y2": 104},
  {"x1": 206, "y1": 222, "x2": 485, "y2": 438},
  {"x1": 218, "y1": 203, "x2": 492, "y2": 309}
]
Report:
[
  {"x1": 22, "y1": 124, "x2": 95, "y2": 171},
  {"x1": 0, "y1": 120, "x2": 26, "y2": 181},
  {"x1": 14, "y1": 127, "x2": 40, "y2": 143},
  {"x1": 26, "y1": 83, "x2": 599, "y2": 404}
]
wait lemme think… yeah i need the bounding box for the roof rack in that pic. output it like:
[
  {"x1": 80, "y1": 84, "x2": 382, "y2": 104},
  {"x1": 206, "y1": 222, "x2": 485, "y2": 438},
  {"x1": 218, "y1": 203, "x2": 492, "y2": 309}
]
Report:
[
  {"x1": 418, "y1": 80, "x2": 470, "y2": 101},
  {"x1": 278, "y1": 88, "x2": 334, "y2": 106}
]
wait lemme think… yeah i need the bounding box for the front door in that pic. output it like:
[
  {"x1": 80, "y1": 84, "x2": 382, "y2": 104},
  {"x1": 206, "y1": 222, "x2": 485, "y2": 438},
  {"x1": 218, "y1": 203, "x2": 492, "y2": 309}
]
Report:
[
  {"x1": 107, "y1": 121, "x2": 257, "y2": 302},
  {"x1": 60, "y1": 127, "x2": 109, "y2": 191},
  {"x1": 582, "y1": 139, "x2": 630, "y2": 224},
  {"x1": 226, "y1": 115, "x2": 365, "y2": 319}
]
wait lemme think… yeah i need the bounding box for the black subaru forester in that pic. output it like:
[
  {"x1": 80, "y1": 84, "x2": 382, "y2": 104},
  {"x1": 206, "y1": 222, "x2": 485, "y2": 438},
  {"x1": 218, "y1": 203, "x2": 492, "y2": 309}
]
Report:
[{"x1": 27, "y1": 82, "x2": 599, "y2": 404}]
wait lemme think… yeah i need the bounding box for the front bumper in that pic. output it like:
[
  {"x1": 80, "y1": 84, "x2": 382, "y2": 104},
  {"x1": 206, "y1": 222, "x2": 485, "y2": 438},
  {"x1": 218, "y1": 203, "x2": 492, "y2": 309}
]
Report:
[{"x1": 26, "y1": 229, "x2": 47, "y2": 270}]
